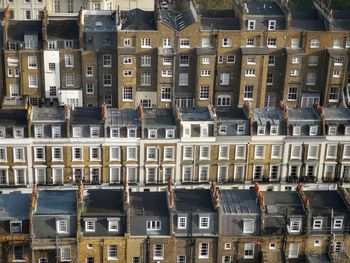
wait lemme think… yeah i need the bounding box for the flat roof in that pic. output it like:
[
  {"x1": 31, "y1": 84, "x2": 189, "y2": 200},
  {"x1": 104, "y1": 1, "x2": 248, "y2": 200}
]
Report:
[
  {"x1": 130, "y1": 192, "x2": 168, "y2": 216},
  {"x1": 0, "y1": 192, "x2": 31, "y2": 220},
  {"x1": 32, "y1": 107, "x2": 65, "y2": 122},
  {"x1": 143, "y1": 109, "x2": 175, "y2": 127},
  {"x1": 304, "y1": 191, "x2": 348, "y2": 214},
  {"x1": 35, "y1": 190, "x2": 76, "y2": 215},
  {"x1": 107, "y1": 108, "x2": 140, "y2": 126},
  {"x1": 174, "y1": 189, "x2": 215, "y2": 213},
  {"x1": 220, "y1": 189, "x2": 260, "y2": 214},
  {"x1": 264, "y1": 191, "x2": 304, "y2": 216}
]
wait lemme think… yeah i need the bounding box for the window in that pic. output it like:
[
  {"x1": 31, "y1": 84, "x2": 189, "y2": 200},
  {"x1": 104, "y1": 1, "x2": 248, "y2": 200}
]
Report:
[
  {"x1": 110, "y1": 147, "x2": 120, "y2": 161},
  {"x1": 162, "y1": 70, "x2": 172, "y2": 77},
  {"x1": 14, "y1": 169, "x2": 26, "y2": 185},
  {"x1": 247, "y1": 38, "x2": 255, "y2": 47},
  {"x1": 199, "y1": 166, "x2": 209, "y2": 181},
  {"x1": 267, "y1": 72, "x2": 273, "y2": 85},
  {"x1": 201, "y1": 70, "x2": 211, "y2": 77},
  {"x1": 267, "y1": 38, "x2": 277, "y2": 47},
  {"x1": 292, "y1": 56, "x2": 301, "y2": 64},
  {"x1": 141, "y1": 73, "x2": 151, "y2": 86},
  {"x1": 103, "y1": 74, "x2": 112, "y2": 87},
  {"x1": 86, "y1": 84, "x2": 94, "y2": 95},
  {"x1": 289, "y1": 219, "x2": 301, "y2": 232},
  {"x1": 268, "y1": 20, "x2": 276, "y2": 30},
  {"x1": 288, "y1": 87, "x2": 298, "y2": 101},
  {"x1": 52, "y1": 147, "x2": 62, "y2": 161},
  {"x1": 72, "y1": 127, "x2": 82, "y2": 138},
  {"x1": 13, "y1": 148, "x2": 25, "y2": 162},
  {"x1": 28, "y1": 56, "x2": 37, "y2": 68},
  {"x1": 103, "y1": 54, "x2": 112, "y2": 67},
  {"x1": 29, "y1": 75, "x2": 38, "y2": 87},
  {"x1": 222, "y1": 38, "x2": 232, "y2": 47},
  {"x1": 50, "y1": 86, "x2": 57, "y2": 97},
  {"x1": 220, "y1": 73, "x2": 230, "y2": 85},
  {"x1": 326, "y1": 144, "x2": 337, "y2": 158},
  {"x1": 334, "y1": 219, "x2": 343, "y2": 229},
  {"x1": 222, "y1": 256, "x2": 231, "y2": 263},
  {"x1": 179, "y1": 55, "x2": 189, "y2": 66},
  {"x1": 164, "y1": 147, "x2": 174, "y2": 160},
  {"x1": 199, "y1": 243, "x2": 209, "y2": 258},
  {"x1": 314, "y1": 240, "x2": 321, "y2": 247},
  {"x1": 127, "y1": 147, "x2": 137, "y2": 160},
  {"x1": 244, "y1": 243, "x2": 254, "y2": 259},
  {"x1": 0, "y1": 148, "x2": 6, "y2": 162},
  {"x1": 85, "y1": 220, "x2": 95, "y2": 232},
  {"x1": 124, "y1": 38, "x2": 131, "y2": 47},
  {"x1": 202, "y1": 57, "x2": 210, "y2": 64},
  {"x1": 334, "y1": 57, "x2": 344, "y2": 66},
  {"x1": 108, "y1": 245, "x2": 118, "y2": 260},
  {"x1": 178, "y1": 216, "x2": 187, "y2": 229},
  {"x1": 247, "y1": 20, "x2": 255, "y2": 30},
  {"x1": 199, "y1": 217, "x2": 209, "y2": 229},
  {"x1": 56, "y1": 219, "x2": 68, "y2": 233},
  {"x1": 244, "y1": 85, "x2": 253, "y2": 100},
  {"x1": 161, "y1": 87, "x2": 171, "y2": 101},
  {"x1": 66, "y1": 73, "x2": 74, "y2": 86},
  {"x1": 123, "y1": 86, "x2": 133, "y2": 101},
  {"x1": 147, "y1": 220, "x2": 161, "y2": 230},
  {"x1": 24, "y1": 10, "x2": 31, "y2": 20},
  {"x1": 257, "y1": 126, "x2": 266, "y2": 135},
  {"x1": 177, "y1": 255, "x2": 186, "y2": 263},
  {"x1": 163, "y1": 38, "x2": 171, "y2": 47},
  {"x1": 90, "y1": 127, "x2": 100, "y2": 138},
  {"x1": 200, "y1": 146, "x2": 210, "y2": 159},
  {"x1": 10, "y1": 221, "x2": 22, "y2": 234},
  {"x1": 333, "y1": 39, "x2": 341, "y2": 48},
  {"x1": 271, "y1": 145, "x2": 281, "y2": 159},
  {"x1": 219, "y1": 146, "x2": 229, "y2": 159},
  {"x1": 183, "y1": 146, "x2": 193, "y2": 160},
  {"x1": 310, "y1": 39, "x2": 320, "y2": 48},
  {"x1": 247, "y1": 57, "x2": 256, "y2": 65},
  {"x1": 269, "y1": 243, "x2": 276, "y2": 250},
  {"x1": 48, "y1": 41, "x2": 57, "y2": 50},
  {"x1": 90, "y1": 147, "x2": 100, "y2": 161},
  {"x1": 64, "y1": 40, "x2": 73, "y2": 48},
  {"x1": 64, "y1": 54, "x2": 74, "y2": 67},
  {"x1": 180, "y1": 38, "x2": 190, "y2": 48},
  {"x1": 183, "y1": 166, "x2": 193, "y2": 182},
  {"x1": 227, "y1": 55, "x2": 235, "y2": 63},
  {"x1": 291, "y1": 38, "x2": 299, "y2": 48},
  {"x1": 147, "y1": 147, "x2": 157, "y2": 161},
  {"x1": 14, "y1": 128, "x2": 24, "y2": 138},
  {"x1": 39, "y1": 259, "x2": 48, "y2": 263},
  {"x1": 141, "y1": 38, "x2": 151, "y2": 48},
  {"x1": 123, "y1": 57, "x2": 132, "y2": 64},
  {"x1": 245, "y1": 69, "x2": 256, "y2": 76},
  {"x1": 288, "y1": 243, "x2": 299, "y2": 258},
  {"x1": 268, "y1": 55, "x2": 275, "y2": 66},
  {"x1": 235, "y1": 145, "x2": 246, "y2": 159},
  {"x1": 179, "y1": 73, "x2": 188, "y2": 86},
  {"x1": 148, "y1": 129, "x2": 157, "y2": 139},
  {"x1": 218, "y1": 56, "x2": 223, "y2": 63},
  {"x1": 313, "y1": 219, "x2": 323, "y2": 229},
  {"x1": 344, "y1": 145, "x2": 350, "y2": 158},
  {"x1": 60, "y1": 247, "x2": 71, "y2": 262},
  {"x1": 35, "y1": 147, "x2": 45, "y2": 161},
  {"x1": 141, "y1": 55, "x2": 151, "y2": 67},
  {"x1": 13, "y1": 246, "x2": 24, "y2": 261},
  {"x1": 291, "y1": 69, "x2": 300, "y2": 77},
  {"x1": 48, "y1": 63, "x2": 56, "y2": 71},
  {"x1": 309, "y1": 126, "x2": 318, "y2": 136},
  {"x1": 270, "y1": 125, "x2": 278, "y2": 135},
  {"x1": 291, "y1": 145, "x2": 302, "y2": 159},
  {"x1": 72, "y1": 147, "x2": 83, "y2": 161},
  {"x1": 334, "y1": 242, "x2": 344, "y2": 252},
  {"x1": 153, "y1": 244, "x2": 164, "y2": 260},
  {"x1": 163, "y1": 57, "x2": 172, "y2": 65},
  {"x1": 253, "y1": 165, "x2": 263, "y2": 180},
  {"x1": 35, "y1": 125, "x2": 44, "y2": 138},
  {"x1": 243, "y1": 220, "x2": 254, "y2": 233},
  {"x1": 234, "y1": 165, "x2": 245, "y2": 181}
]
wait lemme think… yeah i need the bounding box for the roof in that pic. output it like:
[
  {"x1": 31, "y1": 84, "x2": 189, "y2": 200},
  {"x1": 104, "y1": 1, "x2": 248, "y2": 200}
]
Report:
[
  {"x1": 196, "y1": 47, "x2": 216, "y2": 55},
  {"x1": 47, "y1": 19, "x2": 79, "y2": 40},
  {"x1": 130, "y1": 192, "x2": 168, "y2": 216},
  {"x1": 288, "y1": 108, "x2": 319, "y2": 122},
  {"x1": 0, "y1": 109, "x2": 27, "y2": 126},
  {"x1": 306, "y1": 254, "x2": 332, "y2": 263},
  {"x1": 333, "y1": 11, "x2": 350, "y2": 31},
  {"x1": 35, "y1": 190, "x2": 76, "y2": 215},
  {"x1": 8, "y1": 20, "x2": 42, "y2": 41},
  {"x1": 290, "y1": 11, "x2": 326, "y2": 31},
  {"x1": 220, "y1": 189, "x2": 259, "y2": 214},
  {"x1": 0, "y1": 192, "x2": 31, "y2": 220},
  {"x1": 285, "y1": 48, "x2": 305, "y2": 55},
  {"x1": 264, "y1": 191, "x2": 304, "y2": 216},
  {"x1": 201, "y1": 10, "x2": 239, "y2": 30},
  {"x1": 304, "y1": 191, "x2": 348, "y2": 214},
  {"x1": 83, "y1": 12, "x2": 117, "y2": 32},
  {"x1": 216, "y1": 108, "x2": 247, "y2": 121},
  {"x1": 82, "y1": 189, "x2": 124, "y2": 216},
  {"x1": 71, "y1": 107, "x2": 104, "y2": 125},
  {"x1": 179, "y1": 107, "x2": 213, "y2": 121},
  {"x1": 159, "y1": 8, "x2": 195, "y2": 31},
  {"x1": 174, "y1": 189, "x2": 215, "y2": 213},
  {"x1": 252, "y1": 108, "x2": 283, "y2": 126},
  {"x1": 143, "y1": 109, "x2": 175, "y2": 127},
  {"x1": 32, "y1": 107, "x2": 65, "y2": 122},
  {"x1": 327, "y1": 48, "x2": 347, "y2": 57},
  {"x1": 106, "y1": 108, "x2": 140, "y2": 126},
  {"x1": 325, "y1": 108, "x2": 350, "y2": 121},
  {"x1": 244, "y1": 2, "x2": 285, "y2": 16},
  {"x1": 121, "y1": 9, "x2": 156, "y2": 30}
]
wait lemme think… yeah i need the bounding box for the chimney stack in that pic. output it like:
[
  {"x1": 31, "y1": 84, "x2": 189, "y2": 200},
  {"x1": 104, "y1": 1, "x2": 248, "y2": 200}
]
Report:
[
  {"x1": 279, "y1": 101, "x2": 290, "y2": 136},
  {"x1": 313, "y1": 102, "x2": 326, "y2": 135},
  {"x1": 101, "y1": 102, "x2": 108, "y2": 121},
  {"x1": 243, "y1": 101, "x2": 253, "y2": 135},
  {"x1": 65, "y1": 105, "x2": 71, "y2": 138},
  {"x1": 3, "y1": 5, "x2": 11, "y2": 46}
]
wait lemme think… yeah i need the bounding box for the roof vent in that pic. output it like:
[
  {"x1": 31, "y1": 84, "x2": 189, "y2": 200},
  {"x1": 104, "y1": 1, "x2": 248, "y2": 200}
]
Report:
[{"x1": 95, "y1": 21, "x2": 103, "y2": 27}]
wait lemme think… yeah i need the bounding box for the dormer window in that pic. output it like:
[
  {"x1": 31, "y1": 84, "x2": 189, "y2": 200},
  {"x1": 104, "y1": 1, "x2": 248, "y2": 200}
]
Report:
[
  {"x1": 14, "y1": 127, "x2": 24, "y2": 138},
  {"x1": 127, "y1": 128, "x2": 137, "y2": 138},
  {"x1": 268, "y1": 20, "x2": 276, "y2": 30},
  {"x1": 0, "y1": 127, "x2": 5, "y2": 138},
  {"x1": 270, "y1": 125, "x2": 278, "y2": 135},
  {"x1": 293, "y1": 126, "x2": 301, "y2": 136},
  {"x1": 247, "y1": 20, "x2": 255, "y2": 30},
  {"x1": 313, "y1": 219, "x2": 323, "y2": 229},
  {"x1": 148, "y1": 129, "x2": 157, "y2": 139},
  {"x1": 72, "y1": 127, "x2": 82, "y2": 138},
  {"x1": 334, "y1": 218, "x2": 343, "y2": 229},
  {"x1": 8, "y1": 42, "x2": 16, "y2": 50},
  {"x1": 309, "y1": 126, "x2": 318, "y2": 136},
  {"x1": 146, "y1": 220, "x2": 161, "y2": 231},
  {"x1": 90, "y1": 127, "x2": 100, "y2": 138},
  {"x1": 108, "y1": 219, "x2": 119, "y2": 232},
  {"x1": 257, "y1": 125, "x2": 266, "y2": 135},
  {"x1": 47, "y1": 41, "x2": 57, "y2": 50},
  {"x1": 56, "y1": 219, "x2": 68, "y2": 233},
  {"x1": 289, "y1": 219, "x2": 301, "y2": 233},
  {"x1": 243, "y1": 220, "x2": 254, "y2": 233},
  {"x1": 10, "y1": 221, "x2": 22, "y2": 233},
  {"x1": 199, "y1": 217, "x2": 209, "y2": 229},
  {"x1": 34, "y1": 125, "x2": 44, "y2": 138},
  {"x1": 345, "y1": 126, "x2": 350, "y2": 135},
  {"x1": 219, "y1": 125, "x2": 227, "y2": 135},
  {"x1": 178, "y1": 216, "x2": 187, "y2": 229},
  {"x1": 110, "y1": 128, "x2": 120, "y2": 138},
  {"x1": 85, "y1": 219, "x2": 96, "y2": 232},
  {"x1": 200, "y1": 126, "x2": 208, "y2": 137},
  {"x1": 328, "y1": 126, "x2": 337, "y2": 135},
  {"x1": 165, "y1": 129, "x2": 175, "y2": 138},
  {"x1": 237, "y1": 125, "x2": 245, "y2": 135},
  {"x1": 52, "y1": 125, "x2": 61, "y2": 138},
  {"x1": 65, "y1": 40, "x2": 73, "y2": 49}
]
